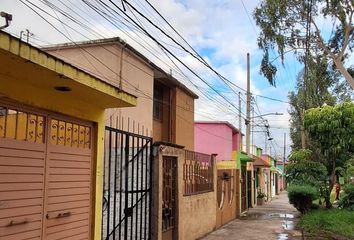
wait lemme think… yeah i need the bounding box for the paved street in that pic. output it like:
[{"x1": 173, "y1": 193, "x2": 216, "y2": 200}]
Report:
[{"x1": 201, "y1": 192, "x2": 303, "y2": 240}]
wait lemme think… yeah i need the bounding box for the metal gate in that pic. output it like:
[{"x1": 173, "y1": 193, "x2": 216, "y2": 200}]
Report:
[
  {"x1": 241, "y1": 165, "x2": 247, "y2": 212},
  {"x1": 101, "y1": 126, "x2": 152, "y2": 240},
  {"x1": 162, "y1": 156, "x2": 177, "y2": 240},
  {"x1": 247, "y1": 170, "x2": 252, "y2": 208}
]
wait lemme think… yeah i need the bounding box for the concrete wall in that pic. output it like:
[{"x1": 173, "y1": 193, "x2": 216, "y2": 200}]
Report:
[
  {"x1": 46, "y1": 43, "x2": 154, "y2": 133},
  {"x1": 152, "y1": 145, "x2": 217, "y2": 240}
]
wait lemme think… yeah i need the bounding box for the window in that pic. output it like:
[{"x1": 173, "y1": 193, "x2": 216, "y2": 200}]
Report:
[{"x1": 153, "y1": 86, "x2": 163, "y2": 121}]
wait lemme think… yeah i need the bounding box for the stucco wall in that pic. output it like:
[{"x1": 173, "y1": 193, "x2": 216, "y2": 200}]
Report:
[
  {"x1": 194, "y1": 123, "x2": 233, "y2": 160},
  {"x1": 152, "y1": 145, "x2": 216, "y2": 240},
  {"x1": 174, "y1": 87, "x2": 195, "y2": 150},
  {"x1": 46, "y1": 43, "x2": 154, "y2": 133}
]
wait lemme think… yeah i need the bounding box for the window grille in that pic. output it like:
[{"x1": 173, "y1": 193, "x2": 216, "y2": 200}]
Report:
[{"x1": 183, "y1": 150, "x2": 214, "y2": 196}]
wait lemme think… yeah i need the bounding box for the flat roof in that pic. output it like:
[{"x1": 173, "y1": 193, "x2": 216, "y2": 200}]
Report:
[
  {"x1": 42, "y1": 37, "x2": 199, "y2": 99},
  {"x1": 195, "y1": 121, "x2": 242, "y2": 134}
]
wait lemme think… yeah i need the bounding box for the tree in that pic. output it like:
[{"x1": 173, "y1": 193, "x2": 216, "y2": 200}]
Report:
[
  {"x1": 289, "y1": 55, "x2": 337, "y2": 150},
  {"x1": 286, "y1": 149, "x2": 327, "y2": 211},
  {"x1": 304, "y1": 102, "x2": 354, "y2": 207},
  {"x1": 254, "y1": 0, "x2": 354, "y2": 89},
  {"x1": 286, "y1": 149, "x2": 327, "y2": 187}
]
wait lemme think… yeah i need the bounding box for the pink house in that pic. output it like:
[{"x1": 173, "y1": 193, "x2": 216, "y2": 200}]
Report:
[{"x1": 194, "y1": 121, "x2": 241, "y2": 161}]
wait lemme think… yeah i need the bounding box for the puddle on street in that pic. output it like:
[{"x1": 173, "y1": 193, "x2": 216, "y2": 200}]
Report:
[
  {"x1": 240, "y1": 212, "x2": 295, "y2": 221},
  {"x1": 282, "y1": 220, "x2": 294, "y2": 230},
  {"x1": 277, "y1": 233, "x2": 288, "y2": 240}
]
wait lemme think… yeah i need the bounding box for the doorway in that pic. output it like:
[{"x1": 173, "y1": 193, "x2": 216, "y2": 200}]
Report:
[{"x1": 162, "y1": 156, "x2": 177, "y2": 240}]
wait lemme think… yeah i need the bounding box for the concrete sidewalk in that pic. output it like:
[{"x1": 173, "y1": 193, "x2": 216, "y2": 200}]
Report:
[{"x1": 201, "y1": 192, "x2": 303, "y2": 240}]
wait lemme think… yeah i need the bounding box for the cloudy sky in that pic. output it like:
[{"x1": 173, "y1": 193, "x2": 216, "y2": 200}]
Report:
[{"x1": 1, "y1": 0, "x2": 302, "y2": 157}]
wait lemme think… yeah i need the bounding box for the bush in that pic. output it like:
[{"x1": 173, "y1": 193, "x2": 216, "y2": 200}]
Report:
[
  {"x1": 257, "y1": 190, "x2": 266, "y2": 199},
  {"x1": 338, "y1": 184, "x2": 354, "y2": 210},
  {"x1": 288, "y1": 185, "x2": 318, "y2": 214}
]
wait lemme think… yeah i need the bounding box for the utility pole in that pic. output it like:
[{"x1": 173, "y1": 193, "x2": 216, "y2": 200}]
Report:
[
  {"x1": 283, "y1": 133, "x2": 286, "y2": 189},
  {"x1": 245, "y1": 53, "x2": 254, "y2": 207},
  {"x1": 246, "y1": 53, "x2": 251, "y2": 155},
  {"x1": 238, "y1": 91, "x2": 242, "y2": 151}
]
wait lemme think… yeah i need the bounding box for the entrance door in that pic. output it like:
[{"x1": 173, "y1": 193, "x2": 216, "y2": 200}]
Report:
[
  {"x1": 0, "y1": 103, "x2": 93, "y2": 240},
  {"x1": 241, "y1": 165, "x2": 247, "y2": 212},
  {"x1": 162, "y1": 157, "x2": 177, "y2": 240}
]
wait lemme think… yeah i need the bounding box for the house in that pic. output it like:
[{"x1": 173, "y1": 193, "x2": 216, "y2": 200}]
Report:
[
  {"x1": 259, "y1": 153, "x2": 281, "y2": 201},
  {"x1": 43, "y1": 37, "x2": 198, "y2": 150},
  {"x1": 0, "y1": 31, "x2": 136, "y2": 240},
  {"x1": 43, "y1": 38, "x2": 217, "y2": 240},
  {"x1": 276, "y1": 160, "x2": 288, "y2": 191},
  {"x1": 249, "y1": 145, "x2": 267, "y2": 205},
  {"x1": 194, "y1": 121, "x2": 252, "y2": 226}
]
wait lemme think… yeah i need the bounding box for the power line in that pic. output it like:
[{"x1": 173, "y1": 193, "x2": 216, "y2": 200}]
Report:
[
  {"x1": 19, "y1": 0, "x2": 248, "y2": 128},
  {"x1": 102, "y1": 0, "x2": 247, "y2": 118}
]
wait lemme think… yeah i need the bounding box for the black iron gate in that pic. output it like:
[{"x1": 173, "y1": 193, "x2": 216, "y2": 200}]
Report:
[{"x1": 102, "y1": 126, "x2": 152, "y2": 240}]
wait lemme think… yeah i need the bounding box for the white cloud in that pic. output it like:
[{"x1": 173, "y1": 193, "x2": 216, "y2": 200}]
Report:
[{"x1": 1, "y1": 0, "x2": 294, "y2": 156}]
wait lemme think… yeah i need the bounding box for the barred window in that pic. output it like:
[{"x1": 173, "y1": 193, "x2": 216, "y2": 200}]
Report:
[{"x1": 183, "y1": 150, "x2": 214, "y2": 196}]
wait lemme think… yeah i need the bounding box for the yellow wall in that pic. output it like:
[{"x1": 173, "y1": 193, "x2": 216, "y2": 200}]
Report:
[{"x1": 0, "y1": 44, "x2": 135, "y2": 239}]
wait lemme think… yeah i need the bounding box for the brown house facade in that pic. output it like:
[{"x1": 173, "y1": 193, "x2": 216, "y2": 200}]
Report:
[{"x1": 43, "y1": 38, "x2": 198, "y2": 150}]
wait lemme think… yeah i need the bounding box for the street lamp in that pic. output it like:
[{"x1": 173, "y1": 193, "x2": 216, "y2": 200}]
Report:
[
  {"x1": 245, "y1": 112, "x2": 283, "y2": 125},
  {"x1": 248, "y1": 113, "x2": 283, "y2": 154},
  {"x1": 252, "y1": 112, "x2": 283, "y2": 119}
]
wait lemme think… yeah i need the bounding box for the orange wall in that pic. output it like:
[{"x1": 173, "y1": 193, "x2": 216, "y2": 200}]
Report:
[{"x1": 174, "y1": 87, "x2": 195, "y2": 150}]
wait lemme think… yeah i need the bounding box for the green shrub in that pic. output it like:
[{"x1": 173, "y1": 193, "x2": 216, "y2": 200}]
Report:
[
  {"x1": 257, "y1": 190, "x2": 266, "y2": 199},
  {"x1": 288, "y1": 185, "x2": 318, "y2": 214},
  {"x1": 299, "y1": 209, "x2": 354, "y2": 238},
  {"x1": 338, "y1": 184, "x2": 354, "y2": 210}
]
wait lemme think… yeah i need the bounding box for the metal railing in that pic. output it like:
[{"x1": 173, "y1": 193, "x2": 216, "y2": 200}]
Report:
[{"x1": 183, "y1": 150, "x2": 214, "y2": 196}]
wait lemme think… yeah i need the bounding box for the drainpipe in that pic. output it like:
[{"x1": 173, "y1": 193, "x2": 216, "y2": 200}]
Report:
[{"x1": 0, "y1": 12, "x2": 12, "y2": 30}]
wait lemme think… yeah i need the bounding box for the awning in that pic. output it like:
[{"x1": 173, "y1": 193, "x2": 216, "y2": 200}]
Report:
[
  {"x1": 253, "y1": 155, "x2": 271, "y2": 167},
  {"x1": 0, "y1": 31, "x2": 137, "y2": 111}
]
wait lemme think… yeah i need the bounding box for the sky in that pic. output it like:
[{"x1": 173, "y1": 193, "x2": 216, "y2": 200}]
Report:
[{"x1": 0, "y1": 0, "x2": 303, "y2": 158}]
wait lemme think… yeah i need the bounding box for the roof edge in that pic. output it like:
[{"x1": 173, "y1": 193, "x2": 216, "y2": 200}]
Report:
[{"x1": 42, "y1": 37, "x2": 199, "y2": 99}]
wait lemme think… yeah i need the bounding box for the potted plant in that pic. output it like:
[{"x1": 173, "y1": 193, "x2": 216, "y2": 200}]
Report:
[{"x1": 257, "y1": 191, "x2": 266, "y2": 205}]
